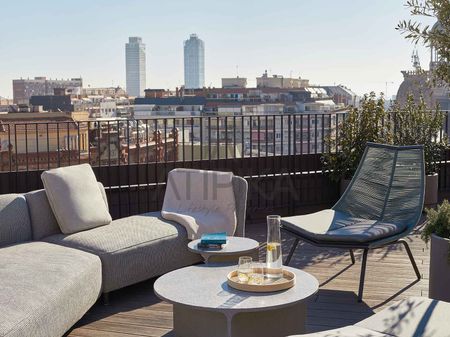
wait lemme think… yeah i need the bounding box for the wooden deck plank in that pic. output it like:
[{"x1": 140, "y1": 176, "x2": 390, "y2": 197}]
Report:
[
  {"x1": 66, "y1": 223, "x2": 430, "y2": 336},
  {"x1": 71, "y1": 321, "x2": 170, "y2": 337}
]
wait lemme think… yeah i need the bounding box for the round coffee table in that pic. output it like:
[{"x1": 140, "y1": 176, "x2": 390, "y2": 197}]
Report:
[
  {"x1": 188, "y1": 236, "x2": 259, "y2": 263},
  {"x1": 154, "y1": 264, "x2": 319, "y2": 337}
]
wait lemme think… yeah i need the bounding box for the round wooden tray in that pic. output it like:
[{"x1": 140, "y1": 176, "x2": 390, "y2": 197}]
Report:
[{"x1": 227, "y1": 268, "x2": 296, "y2": 292}]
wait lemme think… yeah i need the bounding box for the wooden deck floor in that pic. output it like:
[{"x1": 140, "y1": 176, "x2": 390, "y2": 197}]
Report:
[{"x1": 67, "y1": 222, "x2": 429, "y2": 337}]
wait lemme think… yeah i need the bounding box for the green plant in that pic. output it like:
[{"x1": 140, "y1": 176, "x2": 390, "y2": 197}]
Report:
[
  {"x1": 322, "y1": 92, "x2": 391, "y2": 183},
  {"x1": 422, "y1": 199, "x2": 450, "y2": 261},
  {"x1": 397, "y1": 0, "x2": 450, "y2": 85},
  {"x1": 389, "y1": 94, "x2": 447, "y2": 175}
]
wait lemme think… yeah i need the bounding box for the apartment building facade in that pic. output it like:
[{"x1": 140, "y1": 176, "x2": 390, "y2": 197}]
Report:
[{"x1": 12, "y1": 77, "x2": 82, "y2": 104}]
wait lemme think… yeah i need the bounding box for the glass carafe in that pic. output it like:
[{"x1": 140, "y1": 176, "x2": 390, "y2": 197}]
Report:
[{"x1": 266, "y1": 215, "x2": 283, "y2": 280}]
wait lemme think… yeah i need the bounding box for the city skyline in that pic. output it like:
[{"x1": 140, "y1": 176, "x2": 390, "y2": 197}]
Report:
[{"x1": 0, "y1": 0, "x2": 435, "y2": 99}]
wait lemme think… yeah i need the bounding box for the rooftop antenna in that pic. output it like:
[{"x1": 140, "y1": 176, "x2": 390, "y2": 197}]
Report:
[
  {"x1": 411, "y1": 48, "x2": 421, "y2": 71},
  {"x1": 236, "y1": 65, "x2": 239, "y2": 78}
]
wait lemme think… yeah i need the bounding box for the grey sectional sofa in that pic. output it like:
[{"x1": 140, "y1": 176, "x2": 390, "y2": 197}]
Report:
[{"x1": 0, "y1": 177, "x2": 248, "y2": 337}]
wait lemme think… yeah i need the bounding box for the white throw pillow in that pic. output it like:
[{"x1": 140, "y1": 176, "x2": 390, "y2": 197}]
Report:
[{"x1": 41, "y1": 164, "x2": 112, "y2": 234}]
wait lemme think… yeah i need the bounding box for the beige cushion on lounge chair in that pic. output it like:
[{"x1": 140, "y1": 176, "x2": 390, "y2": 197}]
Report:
[
  {"x1": 356, "y1": 297, "x2": 450, "y2": 337},
  {"x1": 298, "y1": 326, "x2": 390, "y2": 336},
  {"x1": 281, "y1": 209, "x2": 407, "y2": 243},
  {"x1": 288, "y1": 297, "x2": 450, "y2": 337},
  {"x1": 41, "y1": 164, "x2": 112, "y2": 234}
]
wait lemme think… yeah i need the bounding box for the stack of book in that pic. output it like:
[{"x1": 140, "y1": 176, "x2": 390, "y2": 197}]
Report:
[{"x1": 197, "y1": 232, "x2": 227, "y2": 250}]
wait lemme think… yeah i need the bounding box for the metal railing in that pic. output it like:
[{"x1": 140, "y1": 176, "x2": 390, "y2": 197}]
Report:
[
  {"x1": 1, "y1": 110, "x2": 449, "y2": 221},
  {"x1": 0, "y1": 113, "x2": 348, "y2": 172}
]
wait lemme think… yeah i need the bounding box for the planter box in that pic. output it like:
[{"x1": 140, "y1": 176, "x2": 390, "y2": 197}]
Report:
[
  {"x1": 429, "y1": 234, "x2": 450, "y2": 302},
  {"x1": 424, "y1": 174, "x2": 438, "y2": 208}
]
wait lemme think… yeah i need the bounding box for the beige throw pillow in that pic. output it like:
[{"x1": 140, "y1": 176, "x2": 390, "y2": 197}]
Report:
[{"x1": 41, "y1": 164, "x2": 112, "y2": 234}]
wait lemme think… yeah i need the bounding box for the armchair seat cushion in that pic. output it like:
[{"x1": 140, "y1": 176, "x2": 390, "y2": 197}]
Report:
[
  {"x1": 281, "y1": 210, "x2": 407, "y2": 243},
  {"x1": 44, "y1": 211, "x2": 202, "y2": 293},
  {"x1": 0, "y1": 242, "x2": 101, "y2": 337}
]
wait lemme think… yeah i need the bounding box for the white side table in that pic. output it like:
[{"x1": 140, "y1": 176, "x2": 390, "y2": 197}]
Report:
[{"x1": 188, "y1": 236, "x2": 259, "y2": 263}]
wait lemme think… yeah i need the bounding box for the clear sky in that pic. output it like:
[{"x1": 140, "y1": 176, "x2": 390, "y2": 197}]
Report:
[{"x1": 0, "y1": 0, "x2": 436, "y2": 98}]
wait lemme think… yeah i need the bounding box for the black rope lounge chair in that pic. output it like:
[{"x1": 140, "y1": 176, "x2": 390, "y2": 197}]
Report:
[{"x1": 281, "y1": 143, "x2": 425, "y2": 302}]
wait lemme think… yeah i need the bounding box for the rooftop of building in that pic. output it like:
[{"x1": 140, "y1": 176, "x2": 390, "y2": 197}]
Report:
[{"x1": 135, "y1": 96, "x2": 207, "y2": 106}]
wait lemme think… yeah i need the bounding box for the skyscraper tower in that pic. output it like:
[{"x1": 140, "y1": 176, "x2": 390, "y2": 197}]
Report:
[
  {"x1": 126, "y1": 37, "x2": 146, "y2": 97},
  {"x1": 184, "y1": 34, "x2": 205, "y2": 89}
]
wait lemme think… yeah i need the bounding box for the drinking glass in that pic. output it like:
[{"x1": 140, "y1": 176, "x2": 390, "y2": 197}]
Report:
[
  {"x1": 237, "y1": 256, "x2": 253, "y2": 283},
  {"x1": 248, "y1": 262, "x2": 265, "y2": 285},
  {"x1": 266, "y1": 215, "x2": 283, "y2": 280}
]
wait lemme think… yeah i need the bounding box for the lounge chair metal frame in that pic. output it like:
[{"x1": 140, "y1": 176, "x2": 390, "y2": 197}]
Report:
[{"x1": 281, "y1": 143, "x2": 425, "y2": 302}]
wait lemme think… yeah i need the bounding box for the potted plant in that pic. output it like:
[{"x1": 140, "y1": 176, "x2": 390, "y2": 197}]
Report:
[
  {"x1": 390, "y1": 95, "x2": 447, "y2": 207},
  {"x1": 422, "y1": 200, "x2": 450, "y2": 302},
  {"x1": 322, "y1": 92, "x2": 391, "y2": 194}
]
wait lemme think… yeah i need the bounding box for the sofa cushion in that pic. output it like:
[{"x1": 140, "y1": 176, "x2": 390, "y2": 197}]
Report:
[
  {"x1": 25, "y1": 183, "x2": 109, "y2": 240},
  {"x1": 44, "y1": 211, "x2": 202, "y2": 293},
  {"x1": 289, "y1": 297, "x2": 450, "y2": 337},
  {"x1": 357, "y1": 297, "x2": 450, "y2": 337},
  {"x1": 0, "y1": 194, "x2": 32, "y2": 248},
  {"x1": 281, "y1": 209, "x2": 407, "y2": 243},
  {"x1": 41, "y1": 164, "x2": 112, "y2": 234},
  {"x1": 290, "y1": 326, "x2": 390, "y2": 337},
  {"x1": 0, "y1": 241, "x2": 101, "y2": 337}
]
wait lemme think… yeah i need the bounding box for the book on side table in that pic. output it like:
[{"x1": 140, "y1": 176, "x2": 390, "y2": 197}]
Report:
[{"x1": 198, "y1": 232, "x2": 227, "y2": 250}]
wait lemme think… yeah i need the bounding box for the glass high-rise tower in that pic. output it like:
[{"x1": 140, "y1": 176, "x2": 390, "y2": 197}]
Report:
[
  {"x1": 126, "y1": 37, "x2": 146, "y2": 97},
  {"x1": 184, "y1": 34, "x2": 205, "y2": 89}
]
